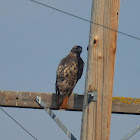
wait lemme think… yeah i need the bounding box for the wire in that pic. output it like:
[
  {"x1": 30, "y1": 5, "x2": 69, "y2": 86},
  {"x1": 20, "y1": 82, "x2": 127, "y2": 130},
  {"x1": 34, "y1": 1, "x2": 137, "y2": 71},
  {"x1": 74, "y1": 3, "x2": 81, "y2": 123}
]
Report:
[
  {"x1": 0, "y1": 107, "x2": 37, "y2": 140},
  {"x1": 29, "y1": 0, "x2": 140, "y2": 41}
]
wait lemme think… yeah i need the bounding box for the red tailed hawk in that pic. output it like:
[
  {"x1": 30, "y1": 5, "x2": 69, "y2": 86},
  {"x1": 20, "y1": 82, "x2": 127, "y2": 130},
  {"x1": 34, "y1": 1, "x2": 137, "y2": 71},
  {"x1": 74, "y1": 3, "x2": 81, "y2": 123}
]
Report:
[{"x1": 55, "y1": 46, "x2": 84, "y2": 109}]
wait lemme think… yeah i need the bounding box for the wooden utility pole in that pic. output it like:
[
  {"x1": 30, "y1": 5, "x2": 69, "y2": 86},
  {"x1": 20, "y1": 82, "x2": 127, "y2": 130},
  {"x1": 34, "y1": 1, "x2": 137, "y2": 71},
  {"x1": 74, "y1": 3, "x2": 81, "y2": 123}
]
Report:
[{"x1": 81, "y1": 0, "x2": 120, "y2": 140}]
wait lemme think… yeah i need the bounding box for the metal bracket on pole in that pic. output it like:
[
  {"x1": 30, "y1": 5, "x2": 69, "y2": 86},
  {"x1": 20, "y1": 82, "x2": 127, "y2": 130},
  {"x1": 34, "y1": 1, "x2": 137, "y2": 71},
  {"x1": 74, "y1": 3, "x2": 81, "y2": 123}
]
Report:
[
  {"x1": 88, "y1": 91, "x2": 97, "y2": 103},
  {"x1": 121, "y1": 123, "x2": 140, "y2": 140},
  {"x1": 35, "y1": 96, "x2": 77, "y2": 140}
]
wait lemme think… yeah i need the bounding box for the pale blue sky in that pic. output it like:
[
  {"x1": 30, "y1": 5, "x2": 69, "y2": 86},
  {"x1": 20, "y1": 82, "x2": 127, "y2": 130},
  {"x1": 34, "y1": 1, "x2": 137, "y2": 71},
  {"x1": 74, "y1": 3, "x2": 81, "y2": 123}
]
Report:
[{"x1": 0, "y1": 0, "x2": 140, "y2": 140}]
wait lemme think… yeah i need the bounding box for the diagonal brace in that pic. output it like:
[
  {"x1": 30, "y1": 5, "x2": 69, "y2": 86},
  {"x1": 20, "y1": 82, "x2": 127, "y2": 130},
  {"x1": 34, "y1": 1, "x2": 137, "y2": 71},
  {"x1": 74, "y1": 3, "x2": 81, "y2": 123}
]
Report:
[
  {"x1": 121, "y1": 123, "x2": 140, "y2": 140},
  {"x1": 35, "y1": 96, "x2": 77, "y2": 140}
]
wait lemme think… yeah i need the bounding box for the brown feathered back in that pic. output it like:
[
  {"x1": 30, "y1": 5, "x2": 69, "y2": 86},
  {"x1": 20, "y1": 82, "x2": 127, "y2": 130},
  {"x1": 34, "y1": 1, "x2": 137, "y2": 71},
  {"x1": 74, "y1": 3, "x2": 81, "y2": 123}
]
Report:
[{"x1": 55, "y1": 46, "x2": 84, "y2": 106}]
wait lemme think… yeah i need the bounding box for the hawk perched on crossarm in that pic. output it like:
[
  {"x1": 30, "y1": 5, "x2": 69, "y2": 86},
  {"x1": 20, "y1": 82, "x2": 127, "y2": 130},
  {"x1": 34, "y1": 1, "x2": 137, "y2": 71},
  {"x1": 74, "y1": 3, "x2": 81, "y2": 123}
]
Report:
[{"x1": 55, "y1": 46, "x2": 84, "y2": 109}]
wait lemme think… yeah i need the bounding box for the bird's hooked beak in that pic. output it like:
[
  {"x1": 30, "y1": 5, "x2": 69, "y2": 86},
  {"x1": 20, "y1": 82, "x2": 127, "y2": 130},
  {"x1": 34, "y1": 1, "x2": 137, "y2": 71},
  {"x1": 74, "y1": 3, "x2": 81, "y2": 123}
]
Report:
[
  {"x1": 79, "y1": 47, "x2": 82, "y2": 53},
  {"x1": 76, "y1": 46, "x2": 82, "y2": 53}
]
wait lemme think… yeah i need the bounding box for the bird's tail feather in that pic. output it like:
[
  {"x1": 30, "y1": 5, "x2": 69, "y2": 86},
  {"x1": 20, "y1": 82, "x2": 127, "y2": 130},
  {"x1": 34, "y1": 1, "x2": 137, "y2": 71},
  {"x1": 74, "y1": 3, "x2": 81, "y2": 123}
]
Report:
[
  {"x1": 57, "y1": 94, "x2": 67, "y2": 106},
  {"x1": 57, "y1": 92, "x2": 71, "y2": 107}
]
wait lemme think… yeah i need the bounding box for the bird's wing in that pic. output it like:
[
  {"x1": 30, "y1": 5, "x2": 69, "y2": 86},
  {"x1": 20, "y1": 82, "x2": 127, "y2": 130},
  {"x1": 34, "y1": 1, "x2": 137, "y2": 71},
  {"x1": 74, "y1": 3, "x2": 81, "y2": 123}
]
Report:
[{"x1": 56, "y1": 56, "x2": 78, "y2": 94}]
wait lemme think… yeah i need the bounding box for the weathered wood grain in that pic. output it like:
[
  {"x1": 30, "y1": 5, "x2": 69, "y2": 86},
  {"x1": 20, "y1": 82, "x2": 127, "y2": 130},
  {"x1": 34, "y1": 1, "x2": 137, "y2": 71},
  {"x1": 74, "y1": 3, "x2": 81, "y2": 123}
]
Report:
[
  {"x1": 81, "y1": 0, "x2": 120, "y2": 140},
  {"x1": 0, "y1": 91, "x2": 140, "y2": 115},
  {"x1": 0, "y1": 90, "x2": 83, "y2": 111}
]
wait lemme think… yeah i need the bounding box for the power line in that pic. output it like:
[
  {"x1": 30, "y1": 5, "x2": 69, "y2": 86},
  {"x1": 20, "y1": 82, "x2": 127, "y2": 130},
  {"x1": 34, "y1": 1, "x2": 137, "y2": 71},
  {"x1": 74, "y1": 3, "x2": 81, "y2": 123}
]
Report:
[
  {"x1": 29, "y1": 0, "x2": 140, "y2": 41},
  {"x1": 0, "y1": 107, "x2": 37, "y2": 140}
]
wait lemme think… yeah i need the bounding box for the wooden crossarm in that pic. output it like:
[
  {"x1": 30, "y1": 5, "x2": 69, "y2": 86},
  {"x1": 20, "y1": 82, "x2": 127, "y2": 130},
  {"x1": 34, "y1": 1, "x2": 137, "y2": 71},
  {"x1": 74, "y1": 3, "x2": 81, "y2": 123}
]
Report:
[{"x1": 0, "y1": 90, "x2": 140, "y2": 115}]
